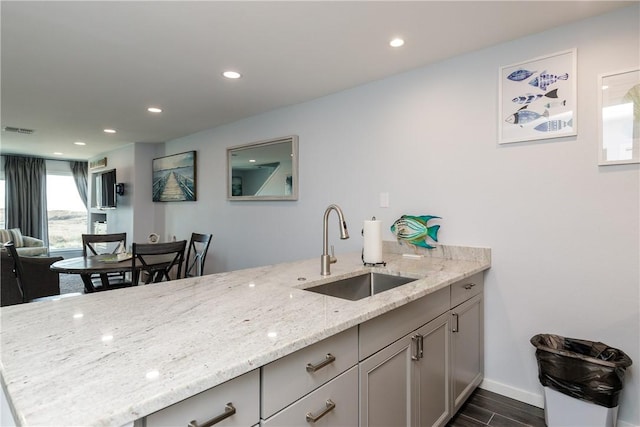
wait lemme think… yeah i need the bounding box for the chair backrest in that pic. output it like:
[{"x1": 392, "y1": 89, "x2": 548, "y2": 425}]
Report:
[
  {"x1": 3, "y1": 242, "x2": 27, "y2": 303},
  {"x1": 82, "y1": 233, "x2": 127, "y2": 257},
  {"x1": 132, "y1": 240, "x2": 187, "y2": 284},
  {"x1": 184, "y1": 233, "x2": 213, "y2": 278},
  {"x1": 2, "y1": 242, "x2": 65, "y2": 305}
]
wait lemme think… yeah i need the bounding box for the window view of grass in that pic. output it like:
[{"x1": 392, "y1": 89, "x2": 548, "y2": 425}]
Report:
[
  {"x1": 48, "y1": 210, "x2": 87, "y2": 249},
  {"x1": 47, "y1": 175, "x2": 87, "y2": 250}
]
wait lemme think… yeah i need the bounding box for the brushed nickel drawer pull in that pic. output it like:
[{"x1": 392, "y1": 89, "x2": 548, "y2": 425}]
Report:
[
  {"x1": 411, "y1": 334, "x2": 423, "y2": 361},
  {"x1": 452, "y1": 313, "x2": 459, "y2": 333},
  {"x1": 188, "y1": 402, "x2": 236, "y2": 427},
  {"x1": 463, "y1": 283, "x2": 476, "y2": 290},
  {"x1": 305, "y1": 399, "x2": 336, "y2": 423},
  {"x1": 306, "y1": 353, "x2": 336, "y2": 372}
]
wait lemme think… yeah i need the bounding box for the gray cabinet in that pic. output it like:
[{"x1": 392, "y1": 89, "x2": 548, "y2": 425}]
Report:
[
  {"x1": 261, "y1": 327, "x2": 357, "y2": 419},
  {"x1": 360, "y1": 272, "x2": 485, "y2": 427},
  {"x1": 416, "y1": 312, "x2": 451, "y2": 427},
  {"x1": 261, "y1": 327, "x2": 358, "y2": 425},
  {"x1": 359, "y1": 312, "x2": 451, "y2": 427},
  {"x1": 262, "y1": 367, "x2": 358, "y2": 426},
  {"x1": 450, "y1": 272, "x2": 484, "y2": 413},
  {"x1": 451, "y1": 292, "x2": 483, "y2": 413},
  {"x1": 358, "y1": 282, "x2": 452, "y2": 427},
  {"x1": 359, "y1": 328, "x2": 415, "y2": 427},
  {"x1": 144, "y1": 369, "x2": 259, "y2": 427}
]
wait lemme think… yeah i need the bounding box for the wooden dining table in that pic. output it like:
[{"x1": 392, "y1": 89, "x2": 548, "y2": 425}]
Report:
[{"x1": 50, "y1": 253, "x2": 174, "y2": 293}]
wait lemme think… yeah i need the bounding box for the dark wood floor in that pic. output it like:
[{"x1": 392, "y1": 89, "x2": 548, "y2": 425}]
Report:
[{"x1": 447, "y1": 388, "x2": 546, "y2": 427}]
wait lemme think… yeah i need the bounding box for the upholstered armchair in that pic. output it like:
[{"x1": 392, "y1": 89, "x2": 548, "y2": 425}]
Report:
[
  {"x1": 1, "y1": 250, "x2": 62, "y2": 306},
  {"x1": 0, "y1": 228, "x2": 48, "y2": 256}
]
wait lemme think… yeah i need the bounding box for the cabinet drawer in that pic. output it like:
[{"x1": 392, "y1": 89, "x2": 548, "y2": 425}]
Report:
[
  {"x1": 261, "y1": 327, "x2": 357, "y2": 419},
  {"x1": 359, "y1": 287, "x2": 449, "y2": 360},
  {"x1": 450, "y1": 272, "x2": 483, "y2": 308},
  {"x1": 262, "y1": 366, "x2": 358, "y2": 426},
  {"x1": 145, "y1": 370, "x2": 259, "y2": 427}
]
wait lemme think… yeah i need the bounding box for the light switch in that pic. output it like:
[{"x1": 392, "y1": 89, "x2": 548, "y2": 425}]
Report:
[{"x1": 379, "y1": 192, "x2": 390, "y2": 208}]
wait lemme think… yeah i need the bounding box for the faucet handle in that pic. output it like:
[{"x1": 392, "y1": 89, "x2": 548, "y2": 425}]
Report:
[{"x1": 330, "y1": 245, "x2": 337, "y2": 264}]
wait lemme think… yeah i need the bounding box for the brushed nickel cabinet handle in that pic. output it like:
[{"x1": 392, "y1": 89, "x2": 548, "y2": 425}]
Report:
[
  {"x1": 463, "y1": 283, "x2": 476, "y2": 290},
  {"x1": 305, "y1": 399, "x2": 336, "y2": 423},
  {"x1": 188, "y1": 402, "x2": 236, "y2": 427},
  {"x1": 306, "y1": 353, "x2": 336, "y2": 372},
  {"x1": 411, "y1": 334, "x2": 423, "y2": 361},
  {"x1": 452, "y1": 313, "x2": 459, "y2": 333}
]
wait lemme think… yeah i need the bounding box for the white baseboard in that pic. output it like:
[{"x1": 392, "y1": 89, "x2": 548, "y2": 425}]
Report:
[
  {"x1": 479, "y1": 379, "x2": 638, "y2": 427},
  {"x1": 480, "y1": 378, "x2": 545, "y2": 408}
]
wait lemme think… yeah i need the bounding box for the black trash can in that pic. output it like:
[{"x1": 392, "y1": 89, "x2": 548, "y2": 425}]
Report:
[{"x1": 531, "y1": 334, "x2": 632, "y2": 427}]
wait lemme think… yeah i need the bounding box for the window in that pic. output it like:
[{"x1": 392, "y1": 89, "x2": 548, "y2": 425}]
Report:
[{"x1": 47, "y1": 167, "x2": 87, "y2": 250}]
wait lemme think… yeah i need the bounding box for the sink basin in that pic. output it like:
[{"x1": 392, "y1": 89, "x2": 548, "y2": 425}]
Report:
[{"x1": 305, "y1": 272, "x2": 417, "y2": 301}]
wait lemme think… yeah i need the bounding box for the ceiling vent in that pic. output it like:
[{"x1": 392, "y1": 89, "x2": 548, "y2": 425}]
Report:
[{"x1": 2, "y1": 126, "x2": 35, "y2": 134}]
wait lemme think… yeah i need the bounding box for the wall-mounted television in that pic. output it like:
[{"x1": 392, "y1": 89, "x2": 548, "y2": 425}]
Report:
[{"x1": 95, "y1": 169, "x2": 117, "y2": 209}]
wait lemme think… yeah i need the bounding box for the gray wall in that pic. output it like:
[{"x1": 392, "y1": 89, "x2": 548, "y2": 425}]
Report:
[{"x1": 120, "y1": 6, "x2": 637, "y2": 425}]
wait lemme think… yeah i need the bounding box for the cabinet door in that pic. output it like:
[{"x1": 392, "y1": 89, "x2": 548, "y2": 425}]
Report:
[
  {"x1": 416, "y1": 312, "x2": 450, "y2": 427},
  {"x1": 262, "y1": 366, "x2": 358, "y2": 427},
  {"x1": 451, "y1": 294, "x2": 483, "y2": 413},
  {"x1": 359, "y1": 333, "x2": 417, "y2": 427}
]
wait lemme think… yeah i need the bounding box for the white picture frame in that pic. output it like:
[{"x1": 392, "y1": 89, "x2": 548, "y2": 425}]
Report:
[
  {"x1": 498, "y1": 49, "x2": 577, "y2": 144},
  {"x1": 597, "y1": 68, "x2": 640, "y2": 166}
]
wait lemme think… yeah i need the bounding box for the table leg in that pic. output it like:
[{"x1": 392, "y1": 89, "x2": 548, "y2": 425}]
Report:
[{"x1": 80, "y1": 274, "x2": 96, "y2": 293}]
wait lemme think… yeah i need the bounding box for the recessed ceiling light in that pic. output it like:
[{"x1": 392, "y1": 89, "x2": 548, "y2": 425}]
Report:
[
  {"x1": 104, "y1": 128, "x2": 116, "y2": 134},
  {"x1": 74, "y1": 141, "x2": 86, "y2": 146},
  {"x1": 249, "y1": 159, "x2": 256, "y2": 163},
  {"x1": 147, "y1": 107, "x2": 162, "y2": 113},
  {"x1": 53, "y1": 152, "x2": 63, "y2": 156},
  {"x1": 390, "y1": 38, "x2": 405, "y2": 48},
  {"x1": 223, "y1": 70, "x2": 242, "y2": 79}
]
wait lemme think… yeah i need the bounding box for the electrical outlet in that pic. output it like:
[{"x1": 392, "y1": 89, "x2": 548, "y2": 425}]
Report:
[{"x1": 379, "y1": 192, "x2": 390, "y2": 208}]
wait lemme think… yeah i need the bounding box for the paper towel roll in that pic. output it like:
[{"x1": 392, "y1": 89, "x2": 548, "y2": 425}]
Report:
[{"x1": 363, "y1": 219, "x2": 383, "y2": 264}]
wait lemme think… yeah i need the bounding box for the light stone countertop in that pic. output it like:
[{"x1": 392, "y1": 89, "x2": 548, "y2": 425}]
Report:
[{"x1": 0, "y1": 242, "x2": 490, "y2": 426}]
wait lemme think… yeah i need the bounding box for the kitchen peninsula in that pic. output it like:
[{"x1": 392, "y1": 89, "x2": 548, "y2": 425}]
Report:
[{"x1": 1, "y1": 242, "x2": 490, "y2": 426}]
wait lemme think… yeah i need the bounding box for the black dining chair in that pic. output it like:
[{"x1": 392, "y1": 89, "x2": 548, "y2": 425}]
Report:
[
  {"x1": 184, "y1": 233, "x2": 212, "y2": 278},
  {"x1": 132, "y1": 240, "x2": 187, "y2": 285},
  {"x1": 3, "y1": 242, "x2": 80, "y2": 304},
  {"x1": 82, "y1": 233, "x2": 131, "y2": 290},
  {"x1": 82, "y1": 233, "x2": 127, "y2": 257}
]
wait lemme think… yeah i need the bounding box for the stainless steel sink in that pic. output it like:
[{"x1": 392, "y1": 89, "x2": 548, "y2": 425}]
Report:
[{"x1": 304, "y1": 272, "x2": 417, "y2": 301}]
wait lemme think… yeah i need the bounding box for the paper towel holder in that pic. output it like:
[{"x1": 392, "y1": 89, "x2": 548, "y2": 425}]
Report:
[
  {"x1": 362, "y1": 216, "x2": 386, "y2": 267},
  {"x1": 362, "y1": 254, "x2": 386, "y2": 267}
]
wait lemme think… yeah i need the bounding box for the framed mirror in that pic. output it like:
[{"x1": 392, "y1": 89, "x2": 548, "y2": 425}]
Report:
[
  {"x1": 598, "y1": 68, "x2": 640, "y2": 165},
  {"x1": 227, "y1": 135, "x2": 299, "y2": 201}
]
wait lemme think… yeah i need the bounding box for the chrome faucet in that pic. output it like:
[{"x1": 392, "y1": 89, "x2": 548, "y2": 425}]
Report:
[{"x1": 321, "y1": 204, "x2": 349, "y2": 276}]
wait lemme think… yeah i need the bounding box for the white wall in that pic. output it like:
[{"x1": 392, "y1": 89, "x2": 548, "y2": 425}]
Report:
[
  {"x1": 161, "y1": 6, "x2": 639, "y2": 425},
  {"x1": 90, "y1": 145, "x2": 135, "y2": 240},
  {"x1": 90, "y1": 142, "x2": 165, "y2": 246},
  {"x1": 132, "y1": 143, "x2": 165, "y2": 243}
]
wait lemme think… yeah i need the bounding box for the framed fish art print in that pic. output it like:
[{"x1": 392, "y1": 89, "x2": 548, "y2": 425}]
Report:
[{"x1": 498, "y1": 49, "x2": 577, "y2": 144}]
